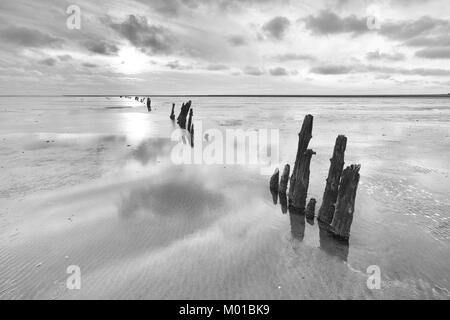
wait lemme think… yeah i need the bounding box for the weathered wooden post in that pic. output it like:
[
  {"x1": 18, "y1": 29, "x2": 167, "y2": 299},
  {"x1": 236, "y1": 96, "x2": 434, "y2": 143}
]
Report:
[
  {"x1": 190, "y1": 123, "x2": 194, "y2": 148},
  {"x1": 279, "y1": 164, "x2": 290, "y2": 195},
  {"x1": 289, "y1": 206, "x2": 305, "y2": 241},
  {"x1": 305, "y1": 198, "x2": 316, "y2": 220},
  {"x1": 146, "y1": 98, "x2": 152, "y2": 112},
  {"x1": 291, "y1": 149, "x2": 316, "y2": 210},
  {"x1": 288, "y1": 115, "x2": 313, "y2": 201},
  {"x1": 331, "y1": 164, "x2": 361, "y2": 240},
  {"x1": 279, "y1": 193, "x2": 288, "y2": 214},
  {"x1": 269, "y1": 168, "x2": 279, "y2": 193},
  {"x1": 318, "y1": 135, "x2": 347, "y2": 224},
  {"x1": 177, "y1": 100, "x2": 191, "y2": 129},
  {"x1": 187, "y1": 109, "x2": 193, "y2": 133},
  {"x1": 170, "y1": 103, "x2": 175, "y2": 120}
]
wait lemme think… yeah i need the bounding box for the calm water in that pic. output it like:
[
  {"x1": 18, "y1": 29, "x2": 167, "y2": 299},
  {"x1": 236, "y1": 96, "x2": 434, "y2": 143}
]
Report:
[{"x1": 0, "y1": 96, "x2": 449, "y2": 299}]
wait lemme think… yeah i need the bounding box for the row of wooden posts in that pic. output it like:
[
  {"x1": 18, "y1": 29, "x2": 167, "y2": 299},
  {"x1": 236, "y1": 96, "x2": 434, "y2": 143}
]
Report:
[
  {"x1": 118, "y1": 96, "x2": 358, "y2": 240},
  {"x1": 120, "y1": 95, "x2": 152, "y2": 112},
  {"x1": 270, "y1": 114, "x2": 361, "y2": 241},
  {"x1": 120, "y1": 96, "x2": 195, "y2": 147}
]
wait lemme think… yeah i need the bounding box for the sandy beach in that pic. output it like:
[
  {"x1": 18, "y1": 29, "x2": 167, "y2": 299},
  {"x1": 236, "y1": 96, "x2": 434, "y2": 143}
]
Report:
[{"x1": 0, "y1": 96, "x2": 449, "y2": 299}]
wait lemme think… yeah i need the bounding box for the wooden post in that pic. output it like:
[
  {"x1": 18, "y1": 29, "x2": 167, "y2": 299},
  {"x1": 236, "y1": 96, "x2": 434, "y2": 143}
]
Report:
[
  {"x1": 291, "y1": 149, "x2": 316, "y2": 210},
  {"x1": 305, "y1": 198, "x2": 316, "y2": 220},
  {"x1": 331, "y1": 164, "x2": 361, "y2": 240},
  {"x1": 187, "y1": 109, "x2": 193, "y2": 133},
  {"x1": 177, "y1": 100, "x2": 191, "y2": 129},
  {"x1": 279, "y1": 193, "x2": 288, "y2": 214},
  {"x1": 170, "y1": 103, "x2": 175, "y2": 120},
  {"x1": 270, "y1": 189, "x2": 278, "y2": 205},
  {"x1": 288, "y1": 115, "x2": 313, "y2": 200},
  {"x1": 190, "y1": 123, "x2": 194, "y2": 148},
  {"x1": 289, "y1": 206, "x2": 305, "y2": 241},
  {"x1": 146, "y1": 98, "x2": 152, "y2": 112},
  {"x1": 318, "y1": 135, "x2": 347, "y2": 224},
  {"x1": 269, "y1": 168, "x2": 279, "y2": 193},
  {"x1": 279, "y1": 164, "x2": 290, "y2": 195}
]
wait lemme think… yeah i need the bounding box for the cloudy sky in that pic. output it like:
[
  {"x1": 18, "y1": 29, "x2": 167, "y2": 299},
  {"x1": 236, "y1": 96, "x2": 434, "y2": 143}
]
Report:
[{"x1": 0, "y1": 0, "x2": 449, "y2": 95}]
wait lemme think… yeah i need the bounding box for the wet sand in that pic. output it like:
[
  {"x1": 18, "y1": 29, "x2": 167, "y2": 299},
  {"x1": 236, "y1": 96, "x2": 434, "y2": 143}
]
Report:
[{"x1": 0, "y1": 96, "x2": 449, "y2": 299}]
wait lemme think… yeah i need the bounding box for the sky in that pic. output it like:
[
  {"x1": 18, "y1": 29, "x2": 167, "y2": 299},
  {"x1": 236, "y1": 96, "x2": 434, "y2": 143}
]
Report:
[{"x1": 0, "y1": 0, "x2": 449, "y2": 95}]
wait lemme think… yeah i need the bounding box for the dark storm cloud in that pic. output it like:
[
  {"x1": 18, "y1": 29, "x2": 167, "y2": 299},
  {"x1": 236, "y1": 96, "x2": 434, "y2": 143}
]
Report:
[
  {"x1": 269, "y1": 67, "x2": 288, "y2": 76},
  {"x1": 366, "y1": 51, "x2": 405, "y2": 61},
  {"x1": 243, "y1": 66, "x2": 264, "y2": 76},
  {"x1": 415, "y1": 47, "x2": 450, "y2": 59},
  {"x1": 83, "y1": 40, "x2": 119, "y2": 56},
  {"x1": 110, "y1": 15, "x2": 175, "y2": 54},
  {"x1": 303, "y1": 10, "x2": 367, "y2": 36},
  {"x1": 262, "y1": 16, "x2": 291, "y2": 40},
  {"x1": 0, "y1": 26, "x2": 63, "y2": 48},
  {"x1": 227, "y1": 35, "x2": 247, "y2": 46},
  {"x1": 273, "y1": 53, "x2": 315, "y2": 62}
]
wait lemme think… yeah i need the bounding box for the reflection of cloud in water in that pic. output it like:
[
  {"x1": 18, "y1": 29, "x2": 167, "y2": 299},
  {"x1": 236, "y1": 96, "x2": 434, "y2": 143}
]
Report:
[
  {"x1": 118, "y1": 168, "x2": 226, "y2": 218},
  {"x1": 128, "y1": 138, "x2": 173, "y2": 165}
]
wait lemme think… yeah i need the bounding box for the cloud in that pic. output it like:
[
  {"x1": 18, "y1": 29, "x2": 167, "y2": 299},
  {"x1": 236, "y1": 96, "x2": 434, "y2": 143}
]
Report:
[
  {"x1": 310, "y1": 63, "x2": 450, "y2": 76},
  {"x1": 366, "y1": 50, "x2": 405, "y2": 61},
  {"x1": 310, "y1": 65, "x2": 354, "y2": 75},
  {"x1": 243, "y1": 66, "x2": 264, "y2": 76},
  {"x1": 303, "y1": 10, "x2": 367, "y2": 36},
  {"x1": 57, "y1": 55, "x2": 72, "y2": 62},
  {"x1": 227, "y1": 35, "x2": 247, "y2": 46},
  {"x1": 304, "y1": 11, "x2": 450, "y2": 42},
  {"x1": 40, "y1": 58, "x2": 57, "y2": 66},
  {"x1": 379, "y1": 16, "x2": 448, "y2": 40},
  {"x1": 83, "y1": 63, "x2": 98, "y2": 68},
  {"x1": 83, "y1": 40, "x2": 119, "y2": 56},
  {"x1": 205, "y1": 64, "x2": 229, "y2": 71},
  {"x1": 262, "y1": 16, "x2": 290, "y2": 40},
  {"x1": 273, "y1": 53, "x2": 315, "y2": 62},
  {"x1": 269, "y1": 67, "x2": 288, "y2": 76},
  {"x1": 415, "y1": 47, "x2": 450, "y2": 59},
  {"x1": 110, "y1": 15, "x2": 175, "y2": 54},
  {"x1": 166, "y1": 60, "x2": 192, "y2": 70},
  {"x1": 404, "y1": 35, "x2": 450, "y2": 47},
  {"x1": 0, "y1": 26, "x2": 63, "y2": 48}
]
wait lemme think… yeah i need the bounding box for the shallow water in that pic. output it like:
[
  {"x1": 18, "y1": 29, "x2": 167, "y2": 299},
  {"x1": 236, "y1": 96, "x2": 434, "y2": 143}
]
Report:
[{"x1": 0, "y1": 96, "x2": 449, "y2": 299}]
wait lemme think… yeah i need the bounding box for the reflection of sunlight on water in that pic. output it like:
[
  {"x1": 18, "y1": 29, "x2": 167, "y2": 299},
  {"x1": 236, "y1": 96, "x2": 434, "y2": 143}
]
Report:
[{"x1": 120, "y1": 113, "x2": 152, "y2": 143}]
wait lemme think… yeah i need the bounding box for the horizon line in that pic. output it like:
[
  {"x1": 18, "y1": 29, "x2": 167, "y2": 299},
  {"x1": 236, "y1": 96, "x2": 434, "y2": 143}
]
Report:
[{"x1": 0, "y1": 93, "x2": 449, "y2": 98}]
